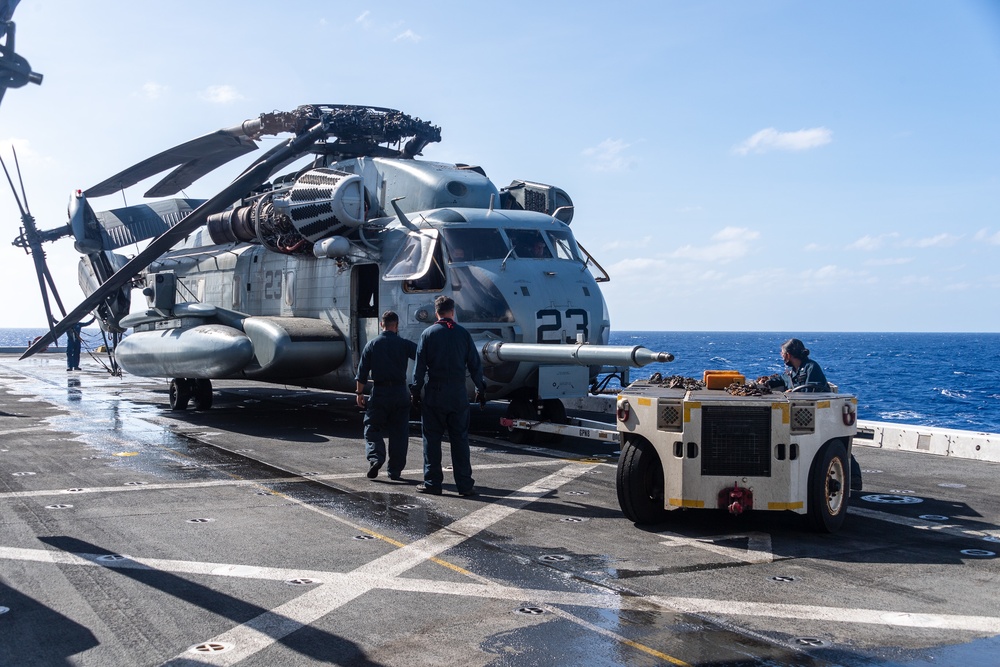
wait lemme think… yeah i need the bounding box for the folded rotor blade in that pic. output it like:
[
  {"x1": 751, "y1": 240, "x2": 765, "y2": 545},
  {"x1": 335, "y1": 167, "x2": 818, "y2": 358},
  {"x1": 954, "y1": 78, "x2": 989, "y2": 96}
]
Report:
[
  {"x1": 83, "y1": 128, "x2": 258, "y2": 198},
  {"x1": 22, "y1": 119, "x2": 329, "y2": 359}
]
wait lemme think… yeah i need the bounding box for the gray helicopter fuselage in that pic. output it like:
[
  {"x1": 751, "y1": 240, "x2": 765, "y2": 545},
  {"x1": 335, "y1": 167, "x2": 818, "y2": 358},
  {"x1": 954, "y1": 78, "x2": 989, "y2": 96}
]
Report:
[{"x1": 140, "y1": 198, "x2": 609, "y2": 400}]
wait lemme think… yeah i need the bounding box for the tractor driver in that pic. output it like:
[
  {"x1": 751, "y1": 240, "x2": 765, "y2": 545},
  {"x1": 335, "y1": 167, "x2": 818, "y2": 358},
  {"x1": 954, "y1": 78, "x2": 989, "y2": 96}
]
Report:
[{"x1": 765, "y1": 338, "x2": 831, "y2": 393}]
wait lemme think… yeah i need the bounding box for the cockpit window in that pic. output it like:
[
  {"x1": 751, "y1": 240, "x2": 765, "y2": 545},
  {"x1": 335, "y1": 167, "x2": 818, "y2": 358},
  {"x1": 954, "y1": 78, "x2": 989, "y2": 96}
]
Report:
[
  {"x1": 404, "y1": 240, "x2": 446, "y2": 292},
  {"x1": 507, "y1": 229, "x2": 552, "y2": 259},
  {"x1": 440, "y1": 228, "x2": 509, "y2": 262},
  {"x1": 383, "y1": 230, "x2": 439, "y2": 281},
  {"x1": 546, "y1": 228, "x2": 581, "y2": 261}
]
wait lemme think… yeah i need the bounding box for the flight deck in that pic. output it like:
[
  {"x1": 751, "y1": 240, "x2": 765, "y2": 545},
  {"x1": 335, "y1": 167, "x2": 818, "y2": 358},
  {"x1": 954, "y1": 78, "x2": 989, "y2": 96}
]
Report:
[{"x1": 2, "y1": 353, "x2": 999, "y2": 666}]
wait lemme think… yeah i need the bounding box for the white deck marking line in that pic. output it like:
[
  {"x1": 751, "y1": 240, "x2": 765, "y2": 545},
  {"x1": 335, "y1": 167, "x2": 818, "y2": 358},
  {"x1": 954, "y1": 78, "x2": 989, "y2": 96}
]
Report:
[
  {"x1": 0, "y1": 477, "x2": 302, "y2": 499},
  {"x1": 158, "y1": 464, "x2": 593, "y2": 665},
  {"x1": 0, "y1": 545, "x2": 626, "y2": 609},
  {"x1": 356, "y1": 464, "x2": 592, "y2": 578},
  {"x1": 648, "y1": 595, "x2": 1000, "y2": 633},
  {"x1": 660, "y1": 531, "x2": 774, "y2": 564},
  {"x1": 6, "y1": 541, "x2": 999, "y2": 637},
  {"x1": 0, "y1": 459, "x2": 570, "y2": 500},
  {"x1": 849, "y1": 505, "x2": 1000, "y2": 540}
]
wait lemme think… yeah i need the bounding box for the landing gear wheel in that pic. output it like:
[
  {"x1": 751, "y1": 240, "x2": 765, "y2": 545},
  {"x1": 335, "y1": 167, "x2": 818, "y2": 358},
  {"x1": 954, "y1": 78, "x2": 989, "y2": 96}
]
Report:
[
  {"x1": 807, "y1": 440, "x2": 850, "y2": 532},
  {"x1": 193, "y1": 379, "x2": 213, "y2": 411},
  {"x1": 505, "y1": 397, "x2": 537, "y2": 444},
  {"x1": 616, "y1": 435, "x2": 668, "y2": 524},
  {"x1": 539, "y1": 399, "x2": 567, "y2": 444},
  {"x1": 169, "y1": 378, "x2": 192, "y2": 411}
]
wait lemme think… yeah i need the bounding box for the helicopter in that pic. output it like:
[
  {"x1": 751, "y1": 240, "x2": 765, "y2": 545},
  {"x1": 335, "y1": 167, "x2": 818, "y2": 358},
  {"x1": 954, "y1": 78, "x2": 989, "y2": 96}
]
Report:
[{"x1": 17, "y1": 104, "x2": 673, "y2": 427}]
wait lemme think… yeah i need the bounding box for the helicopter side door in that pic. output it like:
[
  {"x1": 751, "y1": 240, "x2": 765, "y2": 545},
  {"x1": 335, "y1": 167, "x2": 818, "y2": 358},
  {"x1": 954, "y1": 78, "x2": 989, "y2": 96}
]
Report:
[{"x1": 352, "y1": 263, "x2": 380, "y2": 371}]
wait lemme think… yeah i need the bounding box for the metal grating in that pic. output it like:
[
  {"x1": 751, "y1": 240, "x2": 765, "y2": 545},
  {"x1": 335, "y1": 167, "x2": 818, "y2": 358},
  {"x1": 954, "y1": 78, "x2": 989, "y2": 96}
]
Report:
[
  {"x1": 791, "y1": 405, "x2": 815, "y2": 432},
  {"x1": 701, "y1": 405, "x2": 771, "y2": 477},
  {"x1": 658, "y1": 402, "x2": 682, "y2": 430}
]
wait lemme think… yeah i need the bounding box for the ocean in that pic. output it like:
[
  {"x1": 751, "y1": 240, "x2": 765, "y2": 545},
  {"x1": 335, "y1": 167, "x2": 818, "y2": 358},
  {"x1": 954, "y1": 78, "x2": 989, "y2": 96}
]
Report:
[{"x1": 3, "y1": 328, "x2": 997, "y2": 434}]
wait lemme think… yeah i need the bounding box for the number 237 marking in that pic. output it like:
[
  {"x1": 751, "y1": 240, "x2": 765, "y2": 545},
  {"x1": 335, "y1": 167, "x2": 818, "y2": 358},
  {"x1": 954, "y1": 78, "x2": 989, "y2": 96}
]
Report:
[{"x1": 536, "y1": 308, "x2": 588, "y2": 343}]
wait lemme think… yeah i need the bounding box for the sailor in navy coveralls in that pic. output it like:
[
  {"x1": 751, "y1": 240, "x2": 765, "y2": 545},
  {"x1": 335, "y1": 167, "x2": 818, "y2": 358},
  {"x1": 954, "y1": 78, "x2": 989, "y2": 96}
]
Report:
[
  {"x1": 355, "y1": 311, "x2": 417, "y2": 480},
  {"x1": 410, "y1": 295, "x2": 486, "y2": 496}
]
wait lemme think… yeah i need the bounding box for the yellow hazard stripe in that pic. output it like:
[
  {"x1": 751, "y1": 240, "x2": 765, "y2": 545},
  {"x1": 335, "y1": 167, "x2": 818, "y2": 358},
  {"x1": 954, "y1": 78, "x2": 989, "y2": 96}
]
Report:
[
  {"x1": 668, "y1": 498, "x2": 705, "y2": 508},
  {"x1": 773, "y1": 402, "x2": 789, "y2": 424},
  {"x1": 767, "y1": 501, "x2": 804, "y2": 510}
]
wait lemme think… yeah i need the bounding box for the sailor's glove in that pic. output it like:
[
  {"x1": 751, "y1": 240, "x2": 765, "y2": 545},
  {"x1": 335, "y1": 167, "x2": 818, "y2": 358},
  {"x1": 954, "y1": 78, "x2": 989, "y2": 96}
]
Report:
[
  {"x1": 475, "y1": 389, "x2": 486, "y2": 410},
  {"x1": 761, "y1": 374, "x2": 785, "y2": 389}
]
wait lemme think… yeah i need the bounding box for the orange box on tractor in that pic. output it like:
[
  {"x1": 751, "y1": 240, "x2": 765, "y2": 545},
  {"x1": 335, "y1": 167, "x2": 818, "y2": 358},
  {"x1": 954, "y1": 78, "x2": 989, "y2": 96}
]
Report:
[{"x1": 702, "y1": 370, "x2": 745, "y2": 389}]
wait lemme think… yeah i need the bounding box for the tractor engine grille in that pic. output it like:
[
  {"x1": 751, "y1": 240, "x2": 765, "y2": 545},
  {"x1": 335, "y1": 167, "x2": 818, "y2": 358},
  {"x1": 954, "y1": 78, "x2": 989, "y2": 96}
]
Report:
[{"x1": 701, "y1": 405, "x2": 771, "y2": 477}]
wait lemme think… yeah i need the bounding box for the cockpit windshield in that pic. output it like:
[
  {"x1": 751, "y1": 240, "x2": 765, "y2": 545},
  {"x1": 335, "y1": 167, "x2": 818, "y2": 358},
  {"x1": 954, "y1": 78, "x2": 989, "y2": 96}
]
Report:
[
  {"x1": 439, "y1": 228, "x2": 509, "y2": 262},
  {"x1": 546, "y1": 228, "x2": 581, "y2": 262},
  {"x1": 383, "y1": 230, "x2": 438, "y2": 281},
  {"x1": 507, "y1": 229, "x2": 552, "y2": 259}
]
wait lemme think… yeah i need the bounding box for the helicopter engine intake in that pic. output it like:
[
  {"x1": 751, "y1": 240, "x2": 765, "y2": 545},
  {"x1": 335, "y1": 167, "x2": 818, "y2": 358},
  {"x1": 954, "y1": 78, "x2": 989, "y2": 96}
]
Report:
[{"x1": 206, "y1": 168, "x2": 364, "y2": 255}]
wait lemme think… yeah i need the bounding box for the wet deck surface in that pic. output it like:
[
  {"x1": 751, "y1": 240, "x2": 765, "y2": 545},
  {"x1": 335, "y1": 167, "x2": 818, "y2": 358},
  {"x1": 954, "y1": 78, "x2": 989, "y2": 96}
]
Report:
[{"x1": 1, "y1": 354, "x2": 999, "y2": 666}]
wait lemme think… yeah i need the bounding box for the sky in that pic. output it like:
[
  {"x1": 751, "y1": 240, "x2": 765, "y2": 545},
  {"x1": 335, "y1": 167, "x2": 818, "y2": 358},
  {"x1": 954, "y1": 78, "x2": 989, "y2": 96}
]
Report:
[{"x1": 1, "y1": 1, "x2": 998, "y2": 332}]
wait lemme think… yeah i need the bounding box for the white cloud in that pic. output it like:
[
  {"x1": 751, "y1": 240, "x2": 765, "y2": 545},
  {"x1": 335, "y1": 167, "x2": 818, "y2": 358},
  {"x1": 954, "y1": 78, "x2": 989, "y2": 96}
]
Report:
[
  {"x1": 582, "y1": 139, "x2": 637, "y2": 172},
  {"x1": 904, "y1": 233, "x2": 961, "y2": 248},
  {"x1": 355, "y1": 11, "x2": 370, "y2": 26},
  {"x1": 733, "y1": 127, "x2": 832, "y2": 155},
  {"x1": 200, "y1": 85, "x2": 245, "y2": 104},
  {"x1": 975, "y1": 228, "x2": 1000, "y2": 245},
  {"x1": 806, "y1": 264, "x2": 844, "y2": 281},
  {"x1": 668, "y1": 226, "x2": 759, "y2": 263},
  {"x1": 394, "y1": 29, "x2": 421, "y2": 43},
  {"x1": 139, "y1": 82, "x2": 168, "y2": 100},
  {"x1": 847, "y1": 232, "x2": 899, "y2": 252}
]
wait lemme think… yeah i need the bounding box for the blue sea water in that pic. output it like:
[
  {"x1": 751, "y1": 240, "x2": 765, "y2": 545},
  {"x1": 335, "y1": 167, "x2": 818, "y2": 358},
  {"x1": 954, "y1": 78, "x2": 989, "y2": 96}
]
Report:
[{"x1": 2, "y1": 328, "x2": 997, "y2": 433}]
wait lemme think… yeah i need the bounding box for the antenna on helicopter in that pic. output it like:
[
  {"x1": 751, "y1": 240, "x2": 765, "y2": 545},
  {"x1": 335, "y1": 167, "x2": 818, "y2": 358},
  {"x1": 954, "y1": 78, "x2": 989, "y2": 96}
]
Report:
[{"x1": 3, "y1": 148, "x2": 69, "y2": 337}]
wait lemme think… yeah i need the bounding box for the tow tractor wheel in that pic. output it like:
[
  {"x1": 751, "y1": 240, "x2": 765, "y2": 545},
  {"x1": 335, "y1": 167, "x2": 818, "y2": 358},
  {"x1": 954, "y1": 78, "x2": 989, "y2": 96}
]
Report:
[
  {"x1": 807, "y1": 439, "x2": 850, "y2": 533},
  {"x1": 616, "y1": 434, "x2": 668, "y2": 524},
  {"x1": 169, "y1": 378, "x2": 192, "y2": 411},
  {"x1": 193, "y1": 379, "x2": 213, "y2": 411},
  {"x1": 505, "y1": 397, "x2": 537, "y2": 444}
]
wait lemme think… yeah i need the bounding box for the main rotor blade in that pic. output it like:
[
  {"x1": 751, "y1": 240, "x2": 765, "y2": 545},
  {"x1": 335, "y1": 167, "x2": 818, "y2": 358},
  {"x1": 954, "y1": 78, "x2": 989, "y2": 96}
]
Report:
[
  {"x1": 142, "y1": 146, "x2": 255, "y2": 198},
  {"x1": 83, "y1": 127, "x2": 258, "y2": 198},
  {"x1": 22, "y1": 119, "x2": 330, "y2": 359}
]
